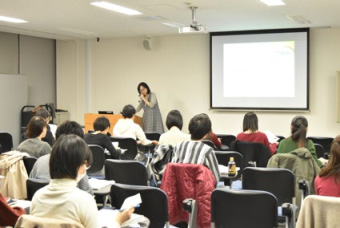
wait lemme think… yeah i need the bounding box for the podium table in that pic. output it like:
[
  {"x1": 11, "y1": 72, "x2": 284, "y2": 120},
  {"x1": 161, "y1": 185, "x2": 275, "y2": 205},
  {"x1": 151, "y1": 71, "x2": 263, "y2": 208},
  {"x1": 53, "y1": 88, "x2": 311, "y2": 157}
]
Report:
[{"x1": 84, "y1": 113, "x2": 142, "y2": 133}]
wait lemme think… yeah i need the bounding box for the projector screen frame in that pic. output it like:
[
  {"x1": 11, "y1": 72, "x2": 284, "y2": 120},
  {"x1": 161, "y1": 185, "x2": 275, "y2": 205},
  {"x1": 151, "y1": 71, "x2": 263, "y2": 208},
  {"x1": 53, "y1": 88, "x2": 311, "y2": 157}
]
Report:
[{"x1": 210, "y1": 28, "x2": 310, "y2": 111}]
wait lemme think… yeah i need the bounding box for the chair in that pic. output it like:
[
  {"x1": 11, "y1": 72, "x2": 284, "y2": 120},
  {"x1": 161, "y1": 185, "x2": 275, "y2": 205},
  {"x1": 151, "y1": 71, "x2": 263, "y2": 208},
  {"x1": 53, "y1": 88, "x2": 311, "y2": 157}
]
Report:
[
  {"x1": 26, "y1": 178, "x2": 50, "y2": 200},
  {"x1": 110, "y1": 136, "x2": 138, "y2": 160},
  {"x1": 230, "y1": 140, "x2": 272, "y2": 168},
  {"x1": 314, "y1": 143, "x2": 325, "y2": 158},
  {"x1": 145, "y1": 132, "x2": 161, "y2": 141},
  {"x1": 15, "y1": 214, "x2": 85, "y2": 228},
  {"x1": 110, "y1": 183, "x2": 169, "y2": 228},
  {"x1": 0, "y1": 132, "x2": 13, "y2": 153},
  {"x1": 104, "y1": 159, "x2": 148, "y2": 186},
  {"x1": 307, "y1": 136, "x2": 334, "y2": 153},
  {"x1": 160, "y1": 163, "x2": 216, "y2": 228},
  {"x1": 216, "y1": 134, "x2": 236, "y2": 147},
  {"x1": 296, "y1": 195, "x2": 340, "y2": 228},
  {"x1": 214, "y1": 151, "x2": 243, "y2": 185},
  {"x1": 23, "y1": 156, "x2": 37, "y2": 176},
  {"x1": 242, "y1": 167, "x2": 295, "y2": 228},
  {"x1": 87, "y1": 145, "x2": 105, "y2": 178},
  {"x1": 211, "y1": 189, "x2": 278, "y2": 228},
  {"x1": 276, "y1": 135, "x2": 286, "y2": 143},
  {"x1": 202, "y1": 140, "x2": 217, "y2": 149}
]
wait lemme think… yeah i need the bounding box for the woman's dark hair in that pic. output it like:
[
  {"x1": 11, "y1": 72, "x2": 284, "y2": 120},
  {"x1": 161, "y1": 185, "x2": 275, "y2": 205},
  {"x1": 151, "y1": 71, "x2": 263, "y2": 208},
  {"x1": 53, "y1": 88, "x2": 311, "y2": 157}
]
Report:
[
  {"x1": 189, "y1": 113, "x2": 212, "y2": 140},
  {"x1": 55, "y1": 120, "x2": 84, "y2": 140},
  {"x1": 242, "y1": 112, "x2": 258, "y2": 132},
  {"x1": 35, "y1": 108, "x2": 51, "y2": 120},
  {"x1": 291, "y1": 116, "x2": 308, "y2": 147},
  {"x1": 93, "y1": 116, "x2": 110, "y2": 131},
  {"x1": 50, "y1": 134, "x2": 92, "y2": 179},
  {"x1": 319, "y1": 136, "x2": 340, "y2": 179},
  {"x1": 166, "y1": 110, "x2": 183, "y2": 130},
  {"x1": 122, "y1": 105, "x2": 136, "y2": 118},
  {"x1": 26, "y1": 116, "x2": 47, "y2": 138},
  {"x1": 137, "y1": 82, "x2": 151, "y2": 95}
]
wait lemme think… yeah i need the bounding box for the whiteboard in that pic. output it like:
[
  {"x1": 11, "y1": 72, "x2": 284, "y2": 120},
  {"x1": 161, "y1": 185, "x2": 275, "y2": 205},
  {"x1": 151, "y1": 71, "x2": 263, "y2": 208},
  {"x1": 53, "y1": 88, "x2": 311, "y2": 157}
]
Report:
[{"x1": 0, "y1": 74, "x2": 28, "y2": 148}]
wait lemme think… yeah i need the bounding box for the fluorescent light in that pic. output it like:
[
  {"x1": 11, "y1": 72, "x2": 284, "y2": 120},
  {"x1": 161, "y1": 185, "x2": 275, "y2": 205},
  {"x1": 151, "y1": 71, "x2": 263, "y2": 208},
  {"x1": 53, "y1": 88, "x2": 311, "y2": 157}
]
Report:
[
  {"x1": 260, "y1": 0, "x2": 285, "y2": 6},
  {"x1": 0, "y1": 16, "x2": 27, "y2": 23},
  {"x1": 90, "y1": 1, "x2": 142, "y2": 15}
]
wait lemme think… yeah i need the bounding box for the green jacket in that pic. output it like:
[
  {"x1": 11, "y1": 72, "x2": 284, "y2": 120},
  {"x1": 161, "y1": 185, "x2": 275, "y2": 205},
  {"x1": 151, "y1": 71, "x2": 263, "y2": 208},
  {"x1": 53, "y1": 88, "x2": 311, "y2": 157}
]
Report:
[
  {"x1": 277, "y1": 137, "x2": 323, "y2": 167},
  {"x1": 267, "y1": 148, "x2": 321, "y2": 211}
]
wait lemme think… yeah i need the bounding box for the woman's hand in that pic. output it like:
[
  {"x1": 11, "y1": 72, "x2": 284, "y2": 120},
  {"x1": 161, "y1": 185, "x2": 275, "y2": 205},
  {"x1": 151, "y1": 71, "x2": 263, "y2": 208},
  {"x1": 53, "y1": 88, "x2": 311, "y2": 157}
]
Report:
[{"x1": 115, "y1": 206, "x2": 135, "y2": 225}]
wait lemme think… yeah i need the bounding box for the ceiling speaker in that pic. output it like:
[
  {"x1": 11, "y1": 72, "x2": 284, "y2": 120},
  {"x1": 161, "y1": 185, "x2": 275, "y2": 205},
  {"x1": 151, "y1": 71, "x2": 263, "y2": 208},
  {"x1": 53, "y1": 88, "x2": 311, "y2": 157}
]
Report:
[{"x1": 143, "y1": 36, "x2": 152, "y2": 50}]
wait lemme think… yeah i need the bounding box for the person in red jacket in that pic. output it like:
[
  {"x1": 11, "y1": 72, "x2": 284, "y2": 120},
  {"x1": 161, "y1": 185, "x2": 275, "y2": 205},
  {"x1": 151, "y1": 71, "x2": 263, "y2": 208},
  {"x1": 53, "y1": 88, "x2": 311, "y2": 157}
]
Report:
[
  {"x1": 236, "y1": 112, "x2": 277, "y2": 154},
  {"x1": 0, "y1": 193, "x2": 26, "y2": 227}
]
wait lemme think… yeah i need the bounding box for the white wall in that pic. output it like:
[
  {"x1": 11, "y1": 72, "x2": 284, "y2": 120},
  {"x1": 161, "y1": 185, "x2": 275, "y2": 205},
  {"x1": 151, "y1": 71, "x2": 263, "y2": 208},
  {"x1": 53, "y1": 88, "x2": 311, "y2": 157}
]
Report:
[{"x1": 57, "y1": 28, "x2": 340, "y2": 138}]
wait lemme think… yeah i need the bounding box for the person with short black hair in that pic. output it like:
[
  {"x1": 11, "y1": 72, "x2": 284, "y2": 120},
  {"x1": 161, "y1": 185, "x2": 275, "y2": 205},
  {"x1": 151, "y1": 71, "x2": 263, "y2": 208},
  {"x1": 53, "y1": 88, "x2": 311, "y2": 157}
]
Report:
[
  {"x1": 35, "y1": 108, "x2": 55, "y2": 146},
  {"x1": 30, "y1": 134, "x2": 133, "y2": 227},
  {"x1": 30, "y1": 120, "x2": 93, "y2": 195},
  {"x1": 159, "y1": 110, "x2": 190, "y2": 147},
  {"x1": 136, "y1": 82, "x2": 164, "y2": 133},
  {"x1": 236, "y1": 112, "x2": 277, "y2": 154},
  {"x1": 17, "y1": 116, "x2": 52, "y2": 158},
  {"x1": 277, "y1": 116, "x2": 323, "y2": 167},
  {"x1": 84, "y1": 116, "x2": 121, "y2": 159},
  {"x1": 114, "y1": 105, "x2": 156, "y2": 145},
  {"x1": 171, "y1": 113, "x2": 220, "y2": 182}
]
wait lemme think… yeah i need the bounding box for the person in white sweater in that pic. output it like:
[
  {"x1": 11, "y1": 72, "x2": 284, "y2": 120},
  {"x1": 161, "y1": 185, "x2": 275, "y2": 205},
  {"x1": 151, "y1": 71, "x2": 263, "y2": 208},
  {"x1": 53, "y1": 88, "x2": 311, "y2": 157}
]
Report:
[
  {"x1": 30, "y1": 134, "x2": 133, "y2": 227},
  {"x1": 114, "y1": 105, "x2": 157, "y2": 146}
]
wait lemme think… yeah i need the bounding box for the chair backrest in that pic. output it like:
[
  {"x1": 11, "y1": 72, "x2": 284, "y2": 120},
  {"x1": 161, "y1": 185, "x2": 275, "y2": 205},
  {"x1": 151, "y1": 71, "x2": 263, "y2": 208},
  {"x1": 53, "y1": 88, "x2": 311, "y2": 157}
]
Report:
[
  {"x1": 276, "y1": 135, "x2": 286, "y2": 143},
  {"x1": 211, "y1": 189, "x2": 278, "y2": 228},
  {"x1": 87, "y1": 145, "x2": 105, "y2": 173},
  {"x1": 307, "y1": 136, "x2": 334, "y2": 153},
  {"x1": 296, "y1": 195, "x2": 340, "y2": 228},
  {"x1": 202, "y1": 140, "x2": 217, "y2": 149},
  {"x1": 15, "y1": 214, "x2": 85, "y2": 228},
  {"x1": 26, "y1": 178, "x2": 50, "y2": 200},
  {"x1": 216, "y1": 134, "x2": 236, "y2": 147},
  {"x1": 145, "y1": 132, "x2": 161, "y2": 141},
  {"x1": 230, "y1": 140, "x2": 272, "y2": 168},
  {"x1": 0, "y1": 132, "x2": 13, "y2": 153},
  {"x1": 110, "y1": 183, "x2": 169, "y2": 228},
  {"x1": 242, "y1": 167, "x2": 295, "y2": 205},
  {"x1": 104, "y1": 159, "x2": 148, "y2": 186},
  {"x1": 214, "y1": 151, "x2": 243, "y2": 179},
  {"x1": 314, "y1": 143, "x2": 325, "y2": 158},
  {"x1": 110, "y1": 136, "x2": 138, "y2": 160},
  {"x1": 23, "y1": 156, "x2": 37, "y2": 176}
]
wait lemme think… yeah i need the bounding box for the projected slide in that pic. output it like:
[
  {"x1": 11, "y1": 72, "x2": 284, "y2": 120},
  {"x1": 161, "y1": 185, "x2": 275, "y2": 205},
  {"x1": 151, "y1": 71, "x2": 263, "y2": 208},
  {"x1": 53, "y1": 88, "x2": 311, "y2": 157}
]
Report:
[
  {"x1": 210, "y1": 28, "x2": 309, "y2": 110},
  {"x1": 223, "y1": 41, "x2": 295, "y2": 98}
]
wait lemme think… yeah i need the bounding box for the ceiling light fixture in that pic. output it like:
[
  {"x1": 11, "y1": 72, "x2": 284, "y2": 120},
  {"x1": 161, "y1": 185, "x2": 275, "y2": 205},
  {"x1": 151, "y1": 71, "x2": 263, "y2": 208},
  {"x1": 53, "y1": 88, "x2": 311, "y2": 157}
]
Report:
[
  {"x1": 90, "y1": 1, "x2": 142, "y2": 15},
  {"x1": 260, "y1": 0, "x2": 285, "y2": 6},
  {"x1": 0, "y1": 15, "x2": 27, "y2": 23}
]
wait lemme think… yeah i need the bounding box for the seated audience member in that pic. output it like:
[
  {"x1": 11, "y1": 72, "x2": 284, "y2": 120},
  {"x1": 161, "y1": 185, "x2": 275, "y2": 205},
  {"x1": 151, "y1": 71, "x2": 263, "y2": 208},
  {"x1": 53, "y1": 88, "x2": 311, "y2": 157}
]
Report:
[
  {"x1": 30, "y1": 120, "x2": 93, "y2": 195},
  {"x1": 315, "y1": 136, "x2": 340, "y2": 196},
  {"x1": 171, "y1": 113, "x2": 220, "y2": 182},
  {"x1": 207, "y1": 131, "x2": 222, "y2": 149},
  {"x1": 33, "y1": 107, "x2": 54, "y2": 146},
  {"x1": 30, "y1": 134, "x2": 133, "y2": 227},
  {"x1": 84, "y1": 116, "x2": 121, "y2": 159},
  {"x1": 114, "y1": 104, "x2": 157, "y2": 145},
  {"x1": 158, "y1": 110, "x2": 190, "y2": 147},
  {"x1": 17, "y1": 116, "x2": 52, "y2": 158},
  {"x1": 277, "y1": 116, "x2": 323, "y2": 167},
  {"x1": 236, "y1": 112, "x2": 277, "y2": 154},
  {"x1": 0, "y1": 193, "x2": 26, "y2": 227}
]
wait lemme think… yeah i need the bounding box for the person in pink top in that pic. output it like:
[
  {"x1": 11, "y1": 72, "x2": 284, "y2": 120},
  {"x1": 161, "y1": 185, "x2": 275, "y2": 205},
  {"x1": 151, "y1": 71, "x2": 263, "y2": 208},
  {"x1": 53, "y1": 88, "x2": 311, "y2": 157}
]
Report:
[
  {"x1": 314, "y1": 136, "x2": 340, "y2": 197},
  {"x1": 236, "y1": 112, "x2": 277, "y2": 154}
]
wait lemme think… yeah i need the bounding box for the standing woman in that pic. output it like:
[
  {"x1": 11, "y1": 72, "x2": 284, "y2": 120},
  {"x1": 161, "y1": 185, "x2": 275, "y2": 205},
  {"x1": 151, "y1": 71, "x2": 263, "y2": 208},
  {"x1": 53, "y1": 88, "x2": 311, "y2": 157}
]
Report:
[{"x1": 136, "y1": 82, "x2": 164, "y2": 133}]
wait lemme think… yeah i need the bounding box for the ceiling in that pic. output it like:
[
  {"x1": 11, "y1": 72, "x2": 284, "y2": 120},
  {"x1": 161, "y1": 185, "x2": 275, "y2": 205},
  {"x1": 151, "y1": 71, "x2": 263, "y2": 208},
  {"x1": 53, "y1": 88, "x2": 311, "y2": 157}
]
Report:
[{"x1": 0, "y1": 0, "x2": 339, "y2": 40}]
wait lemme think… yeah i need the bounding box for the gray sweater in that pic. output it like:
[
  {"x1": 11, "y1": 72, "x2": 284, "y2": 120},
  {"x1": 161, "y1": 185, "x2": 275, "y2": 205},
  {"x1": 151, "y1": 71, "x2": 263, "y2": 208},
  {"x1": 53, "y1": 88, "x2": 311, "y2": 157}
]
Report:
[
  {"x1": 17, "y1": 138, "x2": 51, "y2": 158},
  {"x1": 29, "y1": 154, "x2": 94, "y2": 195}
]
